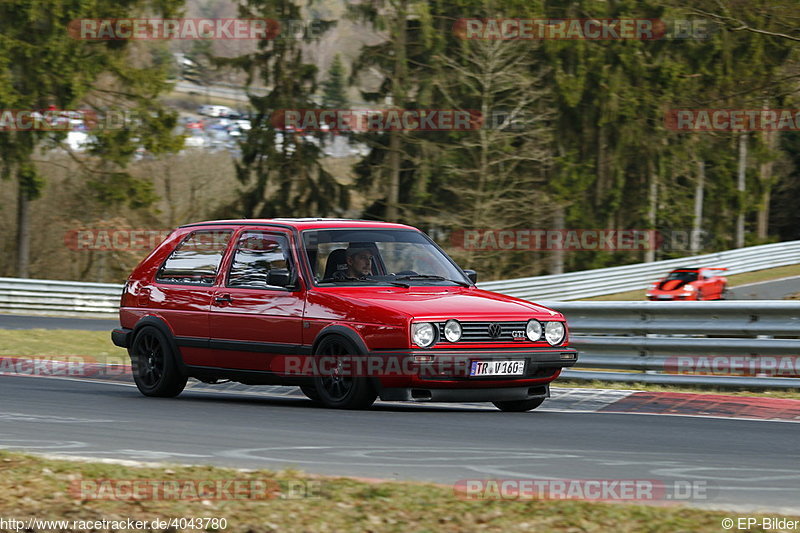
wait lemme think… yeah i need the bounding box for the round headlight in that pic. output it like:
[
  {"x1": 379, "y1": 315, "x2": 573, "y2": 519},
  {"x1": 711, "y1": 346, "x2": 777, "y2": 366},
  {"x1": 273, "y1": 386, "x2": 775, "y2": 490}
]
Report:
[
  {"x1": 544, "y1": 321, "x2": 566, "y2": 346},
  {"x1": 443, "y1": 319, "x2": 462, "y2": 342},
  {"x1": 412, "y1": 322, "x2": 437, "y2": 348},
  {"x1": 525, "y1": 319, "x2": 543, "y2": 342}
]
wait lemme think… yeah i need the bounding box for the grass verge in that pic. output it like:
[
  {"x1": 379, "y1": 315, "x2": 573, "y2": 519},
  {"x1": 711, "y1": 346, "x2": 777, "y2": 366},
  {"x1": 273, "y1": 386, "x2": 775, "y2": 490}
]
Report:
[
  {"x1": 0, "y1": 450, "x2": 792, "y2": 532},
  {"x1": 0, "y1": 329, "x2": 126, "y2": 364}
]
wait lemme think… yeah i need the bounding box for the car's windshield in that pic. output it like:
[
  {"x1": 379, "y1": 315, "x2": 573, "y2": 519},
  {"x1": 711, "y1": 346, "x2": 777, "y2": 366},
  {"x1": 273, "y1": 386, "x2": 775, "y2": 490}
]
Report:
[
  {"x1": 666, "y1": 270, "x2": 698, "y2": 282},
  {"x1": 303, "y1": 228, "x2": 470, "y2": 286}
]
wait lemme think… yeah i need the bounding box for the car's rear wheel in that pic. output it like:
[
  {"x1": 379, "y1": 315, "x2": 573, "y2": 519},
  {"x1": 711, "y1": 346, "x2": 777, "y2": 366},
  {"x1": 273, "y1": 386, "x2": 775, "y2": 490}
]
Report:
[
  {"x1": 312, "y1": 336, "x2": 377, "y2": 409},
  {"x1": 492, "y1": 397, "x2": 546, "y2": 412},
  {"x1": 130, "y1": 326, "x2": 187, "y2": 398}
]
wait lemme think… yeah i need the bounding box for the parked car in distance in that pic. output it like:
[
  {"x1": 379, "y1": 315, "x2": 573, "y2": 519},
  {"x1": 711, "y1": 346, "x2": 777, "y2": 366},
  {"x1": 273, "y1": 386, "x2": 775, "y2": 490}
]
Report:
[
  {"x1": 198, "y1": 105, "x2": 233, "y2": 118},
  {"x1": 112, "y1": 219, "x2": 578, "y2": 411},
  {"x1": 646, "y1": 266, "x2": 728, "y2": 301},
  {"x1": 182, "y1": 132, "x2": 206, "y2": 148}
]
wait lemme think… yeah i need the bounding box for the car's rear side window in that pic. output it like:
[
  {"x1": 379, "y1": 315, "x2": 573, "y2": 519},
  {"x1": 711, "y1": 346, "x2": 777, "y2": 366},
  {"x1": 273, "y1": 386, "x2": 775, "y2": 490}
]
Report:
[
  {"x1": 156, "y1": 230, "x2": 233, "y2": 285},
  {"x1": 227, "y1": 231, "x2": 293, "y2": 289}
]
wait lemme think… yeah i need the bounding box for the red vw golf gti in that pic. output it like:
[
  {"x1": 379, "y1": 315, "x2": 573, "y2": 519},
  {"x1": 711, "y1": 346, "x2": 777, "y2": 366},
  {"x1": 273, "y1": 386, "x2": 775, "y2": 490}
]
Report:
[{"x1": 112, "y1": 219, "x2": 578, "y2": 411}]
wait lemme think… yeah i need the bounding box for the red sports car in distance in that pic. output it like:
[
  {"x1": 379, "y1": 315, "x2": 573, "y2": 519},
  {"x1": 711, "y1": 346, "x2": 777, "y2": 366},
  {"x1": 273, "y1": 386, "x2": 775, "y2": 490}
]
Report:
[{"x1": 646, "y1": 267, "x2": 728, "y2": 301}]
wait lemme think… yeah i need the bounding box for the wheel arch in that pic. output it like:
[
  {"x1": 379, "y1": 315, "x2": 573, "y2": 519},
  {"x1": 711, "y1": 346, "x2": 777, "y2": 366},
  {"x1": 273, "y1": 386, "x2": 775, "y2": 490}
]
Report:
[
  {"x1": 130, "y1": 315, "x2": 188, "y2": 374},
  {"x1": 311, "y1": 324, "x2": 382, "y2": 395},
  {"x1": 312, "y1": 324, "x2": 370, "y2": 355}
]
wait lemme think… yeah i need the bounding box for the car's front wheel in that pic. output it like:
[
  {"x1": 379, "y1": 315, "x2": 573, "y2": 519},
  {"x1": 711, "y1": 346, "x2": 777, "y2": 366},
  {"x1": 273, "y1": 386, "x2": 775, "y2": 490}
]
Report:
[
  {"x1": 312, "y1": 336, "x2": 377, "y2": 409},
  {"x1": 299, "y1": 384, "x2": 321, "y2": 402},
  {"x1": 492, "y1": 397, "x2": 546, "y2": 412},
  {"x1": 130, "y1": 326, "x2": 187, "y2": 398}
]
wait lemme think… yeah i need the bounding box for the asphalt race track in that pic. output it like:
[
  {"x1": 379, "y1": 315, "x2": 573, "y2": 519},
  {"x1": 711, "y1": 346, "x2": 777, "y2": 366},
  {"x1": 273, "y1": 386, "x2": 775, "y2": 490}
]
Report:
[
  {"x1": 728, "y1": 275, "x2": 800, "y2": 300},
  {"x1": 0, "y1": 314, "x2": 118, "y2": 331},
  {"x1": 0, "y1": 374, "x2": 798, "y2": 514}
]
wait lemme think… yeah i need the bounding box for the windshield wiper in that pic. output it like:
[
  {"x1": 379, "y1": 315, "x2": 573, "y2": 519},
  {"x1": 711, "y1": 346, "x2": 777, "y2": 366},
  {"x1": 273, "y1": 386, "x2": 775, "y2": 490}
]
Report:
[
  {"x1": 394, "y1": 274, "x2": 470, "y2": 287},
  {"x1": 319, "y1": 276, "x2": 410, "y2": 288}
]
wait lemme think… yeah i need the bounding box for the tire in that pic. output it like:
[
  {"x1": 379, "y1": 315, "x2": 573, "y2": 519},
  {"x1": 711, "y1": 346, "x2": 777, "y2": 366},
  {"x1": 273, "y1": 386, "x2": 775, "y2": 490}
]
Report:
[
  {"x1": 492, "y1": 397, "x2": 546, "y2": 412},
  {"x1": 300, "y1": 384, "x2": 321, "y2": 402},
  {"x1": 312, "y1": 336, "x2": 377, "y2": 409},
  {"x1": 719, "y1": 283, "x2": 728, "y2": 300},
  {"x1": 130, "y1": 326, "x2": 187, "y2": 398}
]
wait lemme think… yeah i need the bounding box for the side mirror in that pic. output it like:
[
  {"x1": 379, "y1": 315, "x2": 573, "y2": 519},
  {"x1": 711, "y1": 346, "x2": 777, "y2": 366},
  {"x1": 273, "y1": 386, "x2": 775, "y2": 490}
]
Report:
[
  {"x1": 464, "y1": 269, "x2": 478, "y2": 284},
  {"x1": 267, "y1": 268, "x2": 292, "y2": 288}
]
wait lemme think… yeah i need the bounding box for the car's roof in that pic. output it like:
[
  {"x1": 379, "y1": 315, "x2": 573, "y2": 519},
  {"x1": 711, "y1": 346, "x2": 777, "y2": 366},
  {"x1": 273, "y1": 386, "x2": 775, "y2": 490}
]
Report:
[
  {"x1": 179, "y1": 218, "x2": 418, "y2": 231},
  {"x1": 670, "y1": 266, "x2": 726, "y2": 273}
]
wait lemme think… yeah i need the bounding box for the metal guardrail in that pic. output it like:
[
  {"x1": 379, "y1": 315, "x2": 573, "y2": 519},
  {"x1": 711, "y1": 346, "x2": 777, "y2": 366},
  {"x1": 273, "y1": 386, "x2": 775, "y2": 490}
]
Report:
[
  {"x1": 479, "y1": 239, "x2": 800, "y2": 301},
  {"x1": 0, "y1": 278, "x2": 122, "y2": 316},
  {"x1": 540, "y1": 300, "x2": 800, "y2": 389}
]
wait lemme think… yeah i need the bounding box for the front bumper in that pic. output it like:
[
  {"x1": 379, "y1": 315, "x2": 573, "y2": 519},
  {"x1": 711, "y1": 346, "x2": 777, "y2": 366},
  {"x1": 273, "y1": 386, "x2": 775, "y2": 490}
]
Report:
[
  {"x1": 647, "y1": 292, "x2": 696, "y2": 301},
  {"x1": 380, "y1": 384, "x2": 550, "y2": 402},
  {"x1": 375, "y1": 347, "x2": 577, "y2": 376}
]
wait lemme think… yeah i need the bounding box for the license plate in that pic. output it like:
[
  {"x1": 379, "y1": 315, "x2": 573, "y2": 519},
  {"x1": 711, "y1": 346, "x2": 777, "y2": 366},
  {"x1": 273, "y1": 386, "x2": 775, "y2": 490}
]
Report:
[{"x1": 470, "y1": 359, "x2": 525, "y2": 377}]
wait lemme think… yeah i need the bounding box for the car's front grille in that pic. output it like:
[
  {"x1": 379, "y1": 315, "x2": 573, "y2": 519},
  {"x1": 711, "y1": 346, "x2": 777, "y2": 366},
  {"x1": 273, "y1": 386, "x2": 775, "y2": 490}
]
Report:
[{"x1": 436, "y1": 321, "x2": 530, "y2": 343}]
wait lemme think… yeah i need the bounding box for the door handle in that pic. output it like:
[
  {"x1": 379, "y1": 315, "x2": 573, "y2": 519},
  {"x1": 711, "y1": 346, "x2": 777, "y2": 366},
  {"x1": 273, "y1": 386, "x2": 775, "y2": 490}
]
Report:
[{"x1": 214, "y1": 294, "x2": 233, "y2": 303}]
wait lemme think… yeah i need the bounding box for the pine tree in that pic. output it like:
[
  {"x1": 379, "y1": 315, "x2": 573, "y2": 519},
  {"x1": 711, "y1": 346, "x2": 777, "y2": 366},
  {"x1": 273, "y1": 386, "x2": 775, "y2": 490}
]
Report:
[
  {"x1": 229, "y1": 0, "x2": 348, "y2": 218},
  {"x1": 322, "y1": 54, "x2": 348, "y2": 109},
  {"x1": 0, "y1": 0, "x2": 184, "y2": 277}
]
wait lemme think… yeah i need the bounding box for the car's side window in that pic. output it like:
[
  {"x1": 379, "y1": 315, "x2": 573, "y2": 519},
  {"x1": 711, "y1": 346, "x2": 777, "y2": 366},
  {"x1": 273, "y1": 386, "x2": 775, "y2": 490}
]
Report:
[
  {"x1": 156, "y1": 230, "x2": 233, "y2": 285},
  {"x1": 227, "y1": 231, "x2": 293, "y2": 289}
]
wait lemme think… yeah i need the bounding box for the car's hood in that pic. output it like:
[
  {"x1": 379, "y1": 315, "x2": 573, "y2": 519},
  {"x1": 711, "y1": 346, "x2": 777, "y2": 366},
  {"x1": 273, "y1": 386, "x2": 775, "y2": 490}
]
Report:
[
  {"x1": 312, "y1": 286, "x2": 564, "y2": 321},
  {"x1": 658, "y1": 279, "x2": 691, "y2": 292}
]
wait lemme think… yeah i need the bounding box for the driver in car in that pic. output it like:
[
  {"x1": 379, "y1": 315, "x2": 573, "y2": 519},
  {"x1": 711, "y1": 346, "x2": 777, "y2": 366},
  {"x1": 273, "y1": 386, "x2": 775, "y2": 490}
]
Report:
[{"x1": 344, "y1": 243, "x2": 374, "y2": 278}]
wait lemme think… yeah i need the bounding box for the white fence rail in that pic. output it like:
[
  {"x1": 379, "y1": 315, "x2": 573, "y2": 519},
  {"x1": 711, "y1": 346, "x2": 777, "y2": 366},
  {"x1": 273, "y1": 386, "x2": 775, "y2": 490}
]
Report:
[
  {"x1": 0, "y1": 278, "x2": 121, "y2": 316},
  {"x1": 479, "y1": 240, "x2": 800, "y2": 301}
]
